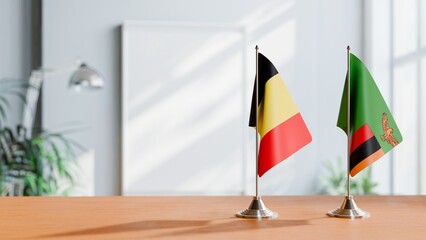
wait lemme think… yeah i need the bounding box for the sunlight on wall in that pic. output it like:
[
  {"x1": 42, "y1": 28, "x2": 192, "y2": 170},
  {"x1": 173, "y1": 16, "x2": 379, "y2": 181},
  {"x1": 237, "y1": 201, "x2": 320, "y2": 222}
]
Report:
[
  {"x1": 123, "y1": 1, "x2": 299, "y2": 195},
  {"x1": 123, "y1": 24, "x2": 245, "y2": 195}
]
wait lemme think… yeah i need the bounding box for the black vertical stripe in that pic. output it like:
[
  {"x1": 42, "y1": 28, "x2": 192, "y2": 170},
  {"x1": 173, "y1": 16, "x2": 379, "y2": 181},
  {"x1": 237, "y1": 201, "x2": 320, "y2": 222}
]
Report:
[
  {"x1": 350, "y1": 136, "x2": 381, "y2": 170},
  {"x1": 248, "y1": 53, "x2": 279, "y2": 127}
]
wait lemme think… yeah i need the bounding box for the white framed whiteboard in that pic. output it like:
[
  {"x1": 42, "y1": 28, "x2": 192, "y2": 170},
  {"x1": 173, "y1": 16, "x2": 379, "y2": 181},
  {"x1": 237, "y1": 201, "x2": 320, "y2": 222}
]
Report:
[{"x1": 121, "y1": 21, "x2": 248, "y2": 195}]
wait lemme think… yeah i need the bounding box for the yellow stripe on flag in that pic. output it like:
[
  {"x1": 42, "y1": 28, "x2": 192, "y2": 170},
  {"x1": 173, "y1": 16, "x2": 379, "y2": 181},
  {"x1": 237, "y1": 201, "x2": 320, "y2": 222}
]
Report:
[{"x1": 258, "y1": 74, "x2": 299, "y2": 137}]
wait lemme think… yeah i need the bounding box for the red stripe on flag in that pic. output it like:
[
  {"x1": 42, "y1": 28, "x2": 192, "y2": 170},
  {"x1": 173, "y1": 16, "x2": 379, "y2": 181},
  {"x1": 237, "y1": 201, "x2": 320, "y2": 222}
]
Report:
[
  {"x1": 258, "y1": 113, "x2": 312, "y2": 177},
  {"x1": 350, "y1": 124, "x2": 375, "y2": 154}
]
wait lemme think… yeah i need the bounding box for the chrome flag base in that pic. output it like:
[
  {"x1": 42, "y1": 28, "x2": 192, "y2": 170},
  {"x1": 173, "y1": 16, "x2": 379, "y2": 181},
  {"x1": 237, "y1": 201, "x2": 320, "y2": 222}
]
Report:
[
  {"x1": 236, "y1": 196, "x2": 278, "y2": 219},
  {"x1": 327, "y1": 195, "x2": 370, "y2": 219}
]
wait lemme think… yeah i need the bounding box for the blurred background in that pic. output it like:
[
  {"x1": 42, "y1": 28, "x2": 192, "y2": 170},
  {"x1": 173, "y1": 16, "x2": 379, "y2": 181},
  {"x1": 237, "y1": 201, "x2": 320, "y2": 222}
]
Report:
[{"x1": 0, "y1": 0, "x2": 424, "y2": 196}]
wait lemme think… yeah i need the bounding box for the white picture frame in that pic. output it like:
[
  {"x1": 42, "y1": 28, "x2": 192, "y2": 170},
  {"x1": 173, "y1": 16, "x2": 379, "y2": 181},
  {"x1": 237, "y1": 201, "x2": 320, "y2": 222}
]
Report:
[{"x1": 121, "y1": 21, "x2": 248, "y2": 195}]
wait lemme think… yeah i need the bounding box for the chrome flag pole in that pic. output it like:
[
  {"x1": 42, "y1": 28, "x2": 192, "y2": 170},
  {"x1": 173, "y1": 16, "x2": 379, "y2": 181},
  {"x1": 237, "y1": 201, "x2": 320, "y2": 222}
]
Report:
[
  {"x1": 236, "y1": 45, "x2": 277, "y2": 219},
  {"x1": 327, "y1": 46, "x2": 370, "y2": 219}
]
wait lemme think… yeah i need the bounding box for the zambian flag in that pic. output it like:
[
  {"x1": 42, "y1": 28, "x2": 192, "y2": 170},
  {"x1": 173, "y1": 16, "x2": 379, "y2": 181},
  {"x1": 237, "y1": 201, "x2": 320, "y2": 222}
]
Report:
[
  {"x1": 249, "y1": 53, "x2": 312, "y2": 177},
  {"x1": 337, "y1": 53, "x2": 403, "y2": 177}
]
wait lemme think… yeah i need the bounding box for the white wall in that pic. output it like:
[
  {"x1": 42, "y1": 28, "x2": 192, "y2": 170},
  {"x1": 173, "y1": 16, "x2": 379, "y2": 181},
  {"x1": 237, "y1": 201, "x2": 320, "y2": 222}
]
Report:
[
  {"x1": 0, "y1": 0, "x2": 31, "y2": 127},
  {"x1": 42, "y1": 0, "x2": 363, "y2": 195},
  {"x1": 365, "y1": 0, "x2": 426, "y2": 195},
  {"x1": 364, "y1": 0, "x2": 393, "y2": 194}
]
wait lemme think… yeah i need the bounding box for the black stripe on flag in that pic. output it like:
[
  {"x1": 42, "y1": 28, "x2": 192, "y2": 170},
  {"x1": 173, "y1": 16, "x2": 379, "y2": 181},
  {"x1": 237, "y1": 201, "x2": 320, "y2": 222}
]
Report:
[
  {"x1": 249, "y1": 53, "x2": 279, "y2": 127},
  {"x1": 350, "y1": 136, "x2": 381, "y2": 171}
]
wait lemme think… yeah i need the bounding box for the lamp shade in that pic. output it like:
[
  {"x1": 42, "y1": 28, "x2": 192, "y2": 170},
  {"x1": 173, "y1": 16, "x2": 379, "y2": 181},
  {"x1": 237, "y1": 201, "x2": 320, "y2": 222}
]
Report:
[{"x1": 69, "y1": 63, "x2": 104, "y2": 90}]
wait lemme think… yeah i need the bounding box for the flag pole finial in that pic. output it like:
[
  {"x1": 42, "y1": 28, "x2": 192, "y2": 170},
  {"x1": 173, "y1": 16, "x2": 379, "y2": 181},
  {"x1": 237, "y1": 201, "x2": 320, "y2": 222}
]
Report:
[{"x1": 347, "y1": 45, "x2": 351, "y2": 51}]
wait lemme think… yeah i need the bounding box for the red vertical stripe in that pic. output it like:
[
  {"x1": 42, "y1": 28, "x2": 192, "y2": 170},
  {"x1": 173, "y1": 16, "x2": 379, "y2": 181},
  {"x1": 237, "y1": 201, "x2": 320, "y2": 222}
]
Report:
[
  {"x1": 258, "y1": 113, "x2": 312, "y2": 177},
  {"x1": 350, "y1": 124, "x2": 375, "y2": 154}
]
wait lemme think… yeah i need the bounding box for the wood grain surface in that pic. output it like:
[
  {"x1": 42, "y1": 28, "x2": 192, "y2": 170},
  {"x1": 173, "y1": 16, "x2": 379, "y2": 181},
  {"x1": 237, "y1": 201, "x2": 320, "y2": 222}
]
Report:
[{"x1": 0, "y1": 196, "x2": 425, "y2": 239}]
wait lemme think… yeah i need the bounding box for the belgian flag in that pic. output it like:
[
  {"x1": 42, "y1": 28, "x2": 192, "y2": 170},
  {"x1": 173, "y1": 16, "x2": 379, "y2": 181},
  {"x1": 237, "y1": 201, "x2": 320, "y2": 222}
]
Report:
[
  {"x1": 249, "y1": 53, "x2": 312, "y2": 177},
  {"x1": 337, "y1": 53, "x2": 403, "y2": 177}
]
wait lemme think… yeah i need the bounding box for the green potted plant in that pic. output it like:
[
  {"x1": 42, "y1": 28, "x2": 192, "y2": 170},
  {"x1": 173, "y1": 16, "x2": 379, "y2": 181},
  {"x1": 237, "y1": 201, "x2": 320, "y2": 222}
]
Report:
[
  {"x1": 319, "y1": 156, "x2": 378, "y2": 195},
  {"x1": 0, "y1": 79, "x2": 81, "y2": 196}
]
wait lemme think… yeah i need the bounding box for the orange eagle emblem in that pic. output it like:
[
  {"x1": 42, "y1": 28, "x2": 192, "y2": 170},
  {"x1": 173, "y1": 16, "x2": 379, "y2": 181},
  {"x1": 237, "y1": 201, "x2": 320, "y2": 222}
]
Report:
[{"x1": 380, "y1": 113, "x2": 398, "y2": 147}]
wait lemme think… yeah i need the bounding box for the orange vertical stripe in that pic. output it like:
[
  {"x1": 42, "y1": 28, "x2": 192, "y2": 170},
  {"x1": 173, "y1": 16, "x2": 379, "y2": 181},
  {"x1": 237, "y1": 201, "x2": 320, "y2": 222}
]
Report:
[{"x1": 350, "y1": 149, "x2": 385, "y2": 177}]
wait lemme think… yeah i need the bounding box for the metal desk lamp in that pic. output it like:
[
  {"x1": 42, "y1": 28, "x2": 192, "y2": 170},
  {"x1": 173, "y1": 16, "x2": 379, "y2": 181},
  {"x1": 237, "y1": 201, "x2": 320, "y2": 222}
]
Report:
[
  {"x1": 22, "y1": 60, "x2": 104, "y2": 137},
  {"x1": 68, "y1": 63, "x2": 104, "y2": 91}
]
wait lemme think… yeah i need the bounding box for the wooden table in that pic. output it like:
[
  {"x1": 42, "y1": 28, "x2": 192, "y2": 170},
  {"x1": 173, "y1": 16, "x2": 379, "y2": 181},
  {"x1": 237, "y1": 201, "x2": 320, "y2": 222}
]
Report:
[{"x1": 1, "y1": 196, "x2": 425, "y2": 239}]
